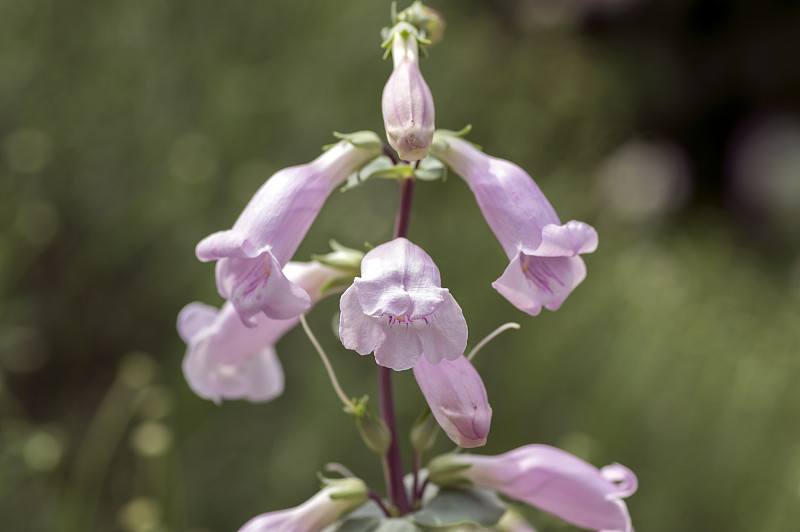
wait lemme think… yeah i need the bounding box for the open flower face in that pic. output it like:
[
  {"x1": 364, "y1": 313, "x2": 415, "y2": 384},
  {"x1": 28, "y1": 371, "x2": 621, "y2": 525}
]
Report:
[
  {"x1": 382, "y1": 22, "x2": 435, "y2": 161},
  {"x1": 177, "y1": 262, "x2": 346, "y2": 403},
  {"x1": 339, "y1": 238, "x2": 467, "y2": 371},
  {"x1": 431, "y1": 134, "x2": 598, "y2": 316},
  {"x1": 195, "y1": 138, "x2": 380, "y2": 324}
]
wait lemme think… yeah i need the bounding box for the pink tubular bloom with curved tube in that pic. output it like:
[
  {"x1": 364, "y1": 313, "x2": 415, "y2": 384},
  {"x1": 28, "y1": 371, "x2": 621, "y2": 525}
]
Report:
[
  {"x1": 382, "y1": 22, "x2": 435, "y2": 161},
  {"x1": 431, "y1": 134, "x2": 598, "y2": 316},
  {"x1": 413, "y1": 355, "x2": 491, "y2": 448},
  {"x1": 430, "y1": 444, "x2": 636, "y2": 532},
  {"x1": 195, "y1": 137, "x2": 381, "y2": 324},
  {"x1": 177, "y1": 261, "x2": 345, "y2": 404},
  {"x1": 339, "y1": 237, "x2": 467, "y2": 371}
]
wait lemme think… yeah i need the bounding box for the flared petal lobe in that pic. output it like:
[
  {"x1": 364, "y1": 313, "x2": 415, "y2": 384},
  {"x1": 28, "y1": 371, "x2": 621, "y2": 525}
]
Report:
[
  {"x1": 196, "y1": 138, "x2": 380, "y2": 322},
  {"x1": 178, "y1": 262, "x2": 345, "y2": 403},
  {"x1": 429, "y1": 444, "x2": 636, "y2": 532},
  {"x1": 382, "y1": 23, "x2": 435, "y2": 161},
  {"x1": 238, "y1": 478, "x2": 368, "y2": 532},
  {"x1": 431, "y1": 134, "x2": 598, "y2": 316},
  {"x1": 413, "y1": 355, "x2": 491, "y2": 448},
  {"x1": 339, "y1": 238, "x2": 467, "y2": 371}
]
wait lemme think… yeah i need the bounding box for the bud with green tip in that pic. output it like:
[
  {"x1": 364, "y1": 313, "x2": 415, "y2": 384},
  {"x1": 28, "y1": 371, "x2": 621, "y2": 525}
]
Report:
[
  {"x1": 382, "y1": 22, "x2": 435, "y2": 161},
  {"x1": 238, "y1": 477, "x2": 368, "y2": 532}
]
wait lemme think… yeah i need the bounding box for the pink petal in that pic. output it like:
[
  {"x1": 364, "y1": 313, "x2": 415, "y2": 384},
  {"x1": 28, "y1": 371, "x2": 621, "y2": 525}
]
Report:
[
  {"x1": 177, "y1": 302, "x2": 218, "y2": 343},
  {"x1": 535, "y1": 221, "x2": 599, "y2": 257},
  {"x1": 339, "y1": 288, "x2": 384, "y2": 356}
]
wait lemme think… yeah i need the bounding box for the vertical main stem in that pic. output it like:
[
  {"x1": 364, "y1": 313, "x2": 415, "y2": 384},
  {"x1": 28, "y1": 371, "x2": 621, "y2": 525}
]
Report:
[{"x1": 378, "y1": 176, "x2": 416, "y2": 514}]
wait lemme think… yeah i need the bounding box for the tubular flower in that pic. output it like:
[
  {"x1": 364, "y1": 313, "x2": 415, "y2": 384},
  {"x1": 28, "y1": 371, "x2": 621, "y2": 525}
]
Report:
[
  {"x1": 382, "y1": 22, "x2": 435, "y2": 161},
  {"x1": 238, "y1": 478, "x2": 368, "y2": 532},
  {"x1": 196, "y1": 136, "x2": 381, "y2": 323},
  {"x1": 431, "y1": 133, "x2": 598, "y2": 316},
  {"x1": 177, "y1": 261, "x2": 347, "y2": 404},
  {"x1": 428, "y1": 445, "x2": 637, "y2": 532},
  {"x1": 413, "y1": 355, "x2": 491, "y2": 448},
  {"x1": 339, "y1": 237, "x2": 467, "y2": 371}
]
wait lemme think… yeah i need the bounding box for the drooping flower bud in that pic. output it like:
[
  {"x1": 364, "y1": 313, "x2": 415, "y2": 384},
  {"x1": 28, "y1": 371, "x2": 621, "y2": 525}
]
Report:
[
  {"x1": 196, "y1": 135, "x2": 381, "y2": 324},
  {"x1": 431, "y1": 132, "x2": 598, "y2": 316},
  {"x1": 382, "y1": 23, "x2": 435, "y2": 162},
  {"x1": 339, "y1": 237, "x2": 467, "y2": 371},
  {"x1": 238, "y1": 477, "x2": 368, "y2": 532},
  {"x1": 177, "y1": 261, "x2": 350, "y2": 404},
  {"x1": 428, "y1": 445, "x2": 636, "y2": 532},
  {"x1": 413, "y1": 355, "x2": 491, "y2": 448}
]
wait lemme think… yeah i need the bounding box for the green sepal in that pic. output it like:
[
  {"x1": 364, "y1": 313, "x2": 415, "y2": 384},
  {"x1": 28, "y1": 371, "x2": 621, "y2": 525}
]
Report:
[
  {"x1": 341, "y1": 157, "x2": 398, "y2": 192},
  {"x1": 319, "y1": 276, "x2": 357, "y2": 297},
  {"x1": 430, "y1": 126, "x2": 479, "y2": 155},
  {"x1": 414, "y1": 158, "x2": 446, "y2": 182},
  {"x1": 347, "y1": 396, "x2": 391, "y2": 455},
  {"x1": 410, "y1": 409, "x2": 439, "y2": 453},
  {"x1": 333, "y1": 130, "x2": 383, "y2": 151}
]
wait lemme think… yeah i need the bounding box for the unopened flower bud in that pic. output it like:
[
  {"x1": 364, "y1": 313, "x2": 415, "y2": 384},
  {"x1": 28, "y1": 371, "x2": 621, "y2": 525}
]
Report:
[
  {"x1": 354, "y1": 408, "x2": 392, "y2": 455},
  {"x1": 413, "y1": 355, "x2": 491, "y2": 448},
  {"x1": 382, "y1": 23, "x2": 435, "y2": 162}
]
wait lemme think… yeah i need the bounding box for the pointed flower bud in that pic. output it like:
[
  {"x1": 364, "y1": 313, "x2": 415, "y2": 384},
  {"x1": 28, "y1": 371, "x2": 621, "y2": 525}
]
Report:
[
  {"x1": 354, "y1": 408, "x2": 392, "y2": 455},
  {"x1": 382, "y1": 22, "x2": 435, "y2": 161},
  {"x1": 238, "y1": 477, "x2": 368, "y2": 532},
  {"x1": 431, "y1": 133, "x2": 598, "y2": 316},
  {"x1": 196, "y1": 136, "x2": 381, "y2": 323},
  {"x1": 339, "y1": 237, "x2": 467, "y2": 371},
  {"x1": 413, "y1": 355, "x2": 491, "y2": 448},
  {"x1": 177, "y1": 261, "x2": 348, "y2": 404},
  {"x1": 429, "y1": 445, "x2": 637, "y2": 532}
]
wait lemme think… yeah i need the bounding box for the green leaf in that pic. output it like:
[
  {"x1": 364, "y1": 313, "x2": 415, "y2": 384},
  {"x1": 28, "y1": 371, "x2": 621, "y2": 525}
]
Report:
[{"x1": 409, "y1": 488, "x2": 506, "y2": 529}]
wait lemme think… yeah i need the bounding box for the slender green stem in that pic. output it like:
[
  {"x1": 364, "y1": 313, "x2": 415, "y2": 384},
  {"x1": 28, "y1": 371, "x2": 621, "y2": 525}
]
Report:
[
  {"x1": 467, "y1": 322, "x2": 521, "y2": 361},
  {"x1": 299, "y1": 314, "x2": 355, "y2": 412}
]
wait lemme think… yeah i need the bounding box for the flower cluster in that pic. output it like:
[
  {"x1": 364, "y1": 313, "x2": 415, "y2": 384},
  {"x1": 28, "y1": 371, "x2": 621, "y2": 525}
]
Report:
[{"x1": 177, "y1": 3, "x2": 635, "y2": 532}]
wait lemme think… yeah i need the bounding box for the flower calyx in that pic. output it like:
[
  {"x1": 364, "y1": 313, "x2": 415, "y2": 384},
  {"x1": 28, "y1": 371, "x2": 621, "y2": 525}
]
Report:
[{"x1": 346, "y1": 396, "x2": 392, "y2": 455}]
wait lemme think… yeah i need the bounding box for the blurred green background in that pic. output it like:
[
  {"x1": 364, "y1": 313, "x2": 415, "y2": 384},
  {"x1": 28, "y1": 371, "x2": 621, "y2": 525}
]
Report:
[{"x1": 2, "y1": 0, "x2": 800, "y2": 531}]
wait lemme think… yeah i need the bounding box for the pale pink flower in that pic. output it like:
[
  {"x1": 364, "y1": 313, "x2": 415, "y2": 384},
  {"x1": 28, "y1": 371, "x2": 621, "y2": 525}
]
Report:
[
  {"x1": 177, "y1": 262, "x2": 344, "y2": 403},
  {"x1": 238, "y1": 478, "x2": 367, "y2": 532},
  {"x1": 382, "y1": 22, "x2": 435, "y2": 161},
  {"x1": 432, "y1": 134, "x2": 598, "y2": 316},
  {"x1": 339, "y1": 238, "x2": 467, "y2": 371},
  {"x1": 429, "y1": 444, "x2": 636, "y2": 532},
  {"x1": 413, "y1": 355, "x2": 491, "y2": 448},
  {"x1": 196, "y1": 137, "x2": 381, "y2": 323}
]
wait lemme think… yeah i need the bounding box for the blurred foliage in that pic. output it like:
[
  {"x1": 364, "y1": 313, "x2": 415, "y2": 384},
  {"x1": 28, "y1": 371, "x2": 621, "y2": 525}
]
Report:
[{"x1": 1, "y1": 0, "x2": 800, "y2": 531}]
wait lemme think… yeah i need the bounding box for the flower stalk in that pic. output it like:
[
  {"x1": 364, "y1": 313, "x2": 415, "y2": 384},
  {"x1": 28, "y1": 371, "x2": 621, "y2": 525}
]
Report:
[{"x1": 378, "y1": 175, "x2": 417, "y2": 514}]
